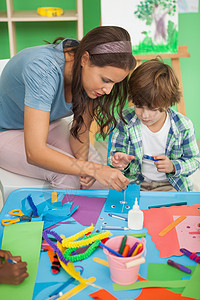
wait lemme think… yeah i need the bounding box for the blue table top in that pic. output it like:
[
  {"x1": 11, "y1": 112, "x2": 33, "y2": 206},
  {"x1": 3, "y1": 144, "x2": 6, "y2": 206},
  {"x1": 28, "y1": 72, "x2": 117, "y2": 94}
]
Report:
[{"x1": 0, "y1": 188, "x2": 200, "y2": 300}]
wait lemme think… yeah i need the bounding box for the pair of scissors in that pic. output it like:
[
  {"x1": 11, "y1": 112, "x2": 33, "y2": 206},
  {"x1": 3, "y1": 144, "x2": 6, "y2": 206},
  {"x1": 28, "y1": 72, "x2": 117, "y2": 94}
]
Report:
[{"x1": 1, "y1": 209, "x2": 38, "y2": 226}]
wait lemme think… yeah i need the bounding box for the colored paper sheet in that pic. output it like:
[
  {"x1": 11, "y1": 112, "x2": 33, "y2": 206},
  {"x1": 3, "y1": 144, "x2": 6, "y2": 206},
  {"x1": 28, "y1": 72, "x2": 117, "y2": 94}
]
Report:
[
  {"x1": 113, "y1": 280, "x2": 187, "y2": 291},
  {"x1": 89, "y1": 288, "x2": 118, "y2": 300},
  {"x1": 115, "y1": 276, "x2": 197, "y2": 300},
  {"x1": 143, "y1": 204, "x2": 200, "y2": 257},
  {"x1": 104, "y1": 184, "x2": 140, "y2": 213},
  {"x1": 62, "y1": 194, "x2": 106, "y2": 226},
  {"x1": 173, "y1": 215, "x2": 200, "y2": 253},
  {"x1": 182, "y1": 264, "x2": 200, "y2": 299},
  {"x1": 0, "y1": 221, "x2": 44, "y2": 300},
  {"x1": 147, "y1": 263, "x2": 195, "y2": 293}
]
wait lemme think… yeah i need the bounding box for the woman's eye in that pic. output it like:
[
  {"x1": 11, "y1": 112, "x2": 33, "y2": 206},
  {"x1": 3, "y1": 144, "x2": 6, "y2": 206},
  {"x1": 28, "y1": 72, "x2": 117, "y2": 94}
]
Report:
[{"x1": 102, "y1": 78, "x2": 110, "y2": 83}]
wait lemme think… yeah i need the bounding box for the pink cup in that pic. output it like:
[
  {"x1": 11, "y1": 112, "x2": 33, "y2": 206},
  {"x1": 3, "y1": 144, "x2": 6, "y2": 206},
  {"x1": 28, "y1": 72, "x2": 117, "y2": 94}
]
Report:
[{"x1": 103, "y1": 235, "x2": 146, "y2": 285}]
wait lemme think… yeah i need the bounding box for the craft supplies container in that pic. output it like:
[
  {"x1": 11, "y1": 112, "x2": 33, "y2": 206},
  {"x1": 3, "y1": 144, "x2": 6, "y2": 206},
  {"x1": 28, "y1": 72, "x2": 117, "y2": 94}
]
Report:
[
  {"x1": 128, "y1": 198, "x2": 144, "y2": 230},
  {"x1": 103, "y1": 235, "x2": 146, "y2": 285}
]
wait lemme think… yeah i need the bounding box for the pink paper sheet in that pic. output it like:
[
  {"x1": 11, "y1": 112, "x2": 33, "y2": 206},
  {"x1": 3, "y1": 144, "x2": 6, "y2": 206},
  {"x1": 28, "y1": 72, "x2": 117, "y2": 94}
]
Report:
[
  {"x1": 143, "y1": 204, "x2": 200, "y2": 257},
  {"x1": 173, "y1": 215, "x2": 200, "y2": 253},
  {"x1": 62, "y1": 194, "x2": 106, "y2": 226}
]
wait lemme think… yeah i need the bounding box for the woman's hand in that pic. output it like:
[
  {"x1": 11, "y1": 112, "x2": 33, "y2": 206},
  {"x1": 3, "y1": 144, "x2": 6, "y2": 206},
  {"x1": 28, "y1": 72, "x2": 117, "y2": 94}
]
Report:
[
  {"x1": 111, "y1": 152, "x2": 135, "y2": 170},
  {"x1": 92, "y1": 164, "x2": 129, "y2": 191},
  {"x1": 154, "y1": 155, "x2": 175, "y2": 173},
  {"x1": 79, "y1": 175, "x2": 96, "y2": 189},
  {"x1": 0, "y1": 250, "x2": 29, "y2": 285}
]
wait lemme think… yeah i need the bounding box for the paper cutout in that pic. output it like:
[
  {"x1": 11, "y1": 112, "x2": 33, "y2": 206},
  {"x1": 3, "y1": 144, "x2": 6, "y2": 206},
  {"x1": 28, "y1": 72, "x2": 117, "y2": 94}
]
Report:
[
  {"x1": 147, "y1": 263, "x2": 196, "y2": 293},
  {"x1": 182, "y1": 264, "x2": 200, "y2": 299},
  {"x1": 104, "y1": 184, "x2": 140, "y2": 213},
  {"x1": 0, "y1": 222, "x2": 44, "y2": 300},
  {"x1": 89, "y1": 288, "x2": 118, "y2": 300},
  {"x1": 115, "y1": 276, "x2": 197, "y2": 300},
  {"x1": 113, "y1": 280, "x2": 187, "y2": 290},
  {"x1": 173, "y1": 216, "x2": 200, "y2": 253},
  {"x1": 143, "y1": 204, "x2": 200, "y2": 257},
  {"x1": 62, "y1": 194, "x2": 106, "y2": 226}
]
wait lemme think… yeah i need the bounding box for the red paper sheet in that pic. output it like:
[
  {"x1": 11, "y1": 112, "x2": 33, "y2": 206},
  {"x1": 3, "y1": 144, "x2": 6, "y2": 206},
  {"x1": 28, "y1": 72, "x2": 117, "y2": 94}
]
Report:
[
  {"x1": 143, "y1": 204, "x2": 200, "y2": 257},
  {"x1": 135, "y1": 275, "x2": 197, "y2": 300}
]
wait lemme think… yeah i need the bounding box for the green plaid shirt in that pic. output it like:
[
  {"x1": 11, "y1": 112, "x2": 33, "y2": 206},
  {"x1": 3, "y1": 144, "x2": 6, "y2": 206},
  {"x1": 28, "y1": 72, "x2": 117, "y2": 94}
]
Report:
[{"x1": 108, "y1": 107, "x2": 200, "y2": 192}]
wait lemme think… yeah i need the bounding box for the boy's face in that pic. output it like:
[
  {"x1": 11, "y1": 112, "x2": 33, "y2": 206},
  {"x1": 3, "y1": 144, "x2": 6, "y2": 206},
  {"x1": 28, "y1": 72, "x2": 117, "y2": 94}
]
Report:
[{"x1": 134, "y1": 105, "x2": 166, "y2": 129}]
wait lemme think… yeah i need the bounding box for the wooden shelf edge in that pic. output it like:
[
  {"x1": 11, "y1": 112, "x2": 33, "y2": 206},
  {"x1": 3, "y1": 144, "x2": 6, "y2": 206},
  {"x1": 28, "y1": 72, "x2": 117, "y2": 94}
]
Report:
[{"x1": 10, "y1": 10, "x2": 78, "y2": 22}]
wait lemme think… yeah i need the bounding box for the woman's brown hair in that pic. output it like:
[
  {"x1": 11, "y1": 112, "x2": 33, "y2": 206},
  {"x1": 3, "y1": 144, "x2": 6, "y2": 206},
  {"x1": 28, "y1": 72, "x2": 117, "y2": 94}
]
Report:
[{"x1": 53, "y1": 26, "x2": 136, "y2": 140}]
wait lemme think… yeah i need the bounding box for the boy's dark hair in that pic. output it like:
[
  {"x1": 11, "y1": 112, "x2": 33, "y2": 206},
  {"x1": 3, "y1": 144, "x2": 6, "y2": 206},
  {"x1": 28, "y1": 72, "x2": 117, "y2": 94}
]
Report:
[{"x1": 128, "y1": 58, "x2": 181, "y2": 110}]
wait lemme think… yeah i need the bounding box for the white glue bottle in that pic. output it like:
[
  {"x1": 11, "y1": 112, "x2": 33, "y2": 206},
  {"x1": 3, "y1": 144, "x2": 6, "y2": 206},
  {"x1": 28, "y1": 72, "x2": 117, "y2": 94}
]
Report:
[{"x1": 128, "y1": 197, "x2": 144, "y2": 230}]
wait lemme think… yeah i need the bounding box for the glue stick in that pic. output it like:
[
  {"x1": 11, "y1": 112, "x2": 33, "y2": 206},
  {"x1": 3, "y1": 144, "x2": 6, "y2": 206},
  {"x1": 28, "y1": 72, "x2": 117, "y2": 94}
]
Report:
[{"x1": 128, "y1": 198, "x2": 144, "y2": 230}]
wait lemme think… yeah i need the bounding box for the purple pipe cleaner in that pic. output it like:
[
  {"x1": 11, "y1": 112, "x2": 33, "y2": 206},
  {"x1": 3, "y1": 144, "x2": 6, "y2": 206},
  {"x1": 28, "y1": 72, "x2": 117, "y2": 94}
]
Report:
[{"x1": 42, "y1": 229, "x2": 69, "y2": 265}]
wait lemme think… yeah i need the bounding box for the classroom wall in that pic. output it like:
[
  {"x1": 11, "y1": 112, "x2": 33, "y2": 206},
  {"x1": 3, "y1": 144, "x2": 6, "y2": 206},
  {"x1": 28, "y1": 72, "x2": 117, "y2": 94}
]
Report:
[{"x1": 0, "y1": 0, "x2": 199, "y2": 139}]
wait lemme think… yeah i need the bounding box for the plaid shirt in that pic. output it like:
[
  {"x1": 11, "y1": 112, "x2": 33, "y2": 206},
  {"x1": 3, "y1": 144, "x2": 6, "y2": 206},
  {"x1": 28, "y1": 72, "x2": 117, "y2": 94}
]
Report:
[{"x1": 108, "y1": 107, "x2": 200, "y2": 192}]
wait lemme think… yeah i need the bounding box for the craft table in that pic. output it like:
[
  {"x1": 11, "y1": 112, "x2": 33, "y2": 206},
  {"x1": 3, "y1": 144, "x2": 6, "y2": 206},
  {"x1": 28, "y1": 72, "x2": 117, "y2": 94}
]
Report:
[{"x1": 0, "y1": 188, "x2": 199, "y2": 300}]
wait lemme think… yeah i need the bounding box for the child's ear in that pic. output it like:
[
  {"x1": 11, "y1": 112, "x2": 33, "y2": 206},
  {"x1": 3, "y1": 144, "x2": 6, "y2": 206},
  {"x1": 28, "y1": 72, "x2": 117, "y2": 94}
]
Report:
[{"x1": 81, "y1": 51, "x2": 90, "y2": 67}]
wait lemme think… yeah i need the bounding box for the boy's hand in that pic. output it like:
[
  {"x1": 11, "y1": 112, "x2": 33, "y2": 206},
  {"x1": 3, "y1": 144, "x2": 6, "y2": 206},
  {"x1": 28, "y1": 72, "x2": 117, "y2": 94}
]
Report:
[
  {"x1": 111, "y1": 152, "x2": 135, "y2": 170},
  {"x1": 154, "y1": 155, "x2": 175, "y2": 173}
]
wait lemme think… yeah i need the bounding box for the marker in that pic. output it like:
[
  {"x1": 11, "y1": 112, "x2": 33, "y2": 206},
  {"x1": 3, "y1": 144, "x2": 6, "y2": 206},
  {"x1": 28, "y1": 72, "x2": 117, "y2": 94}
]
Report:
[
  {"x1": 46, "y1": 292, "x2": 63, "y2": 300},
  {"x1": 167, "y1": 259, "x2": 191, "y2": 274},
  {"x1": 108, "y1": 213, "x2": 128, "y2": 221},
  {"x1": 180, "y1": 248, "x2": 200, "y2": 263},
  {"x1": 101, "y1": 226, "x2": 129, "y2": 231},
  {"x1": 8, "y1": 258, "x2": 17, "y2": 264},
  {"x1": 143, "y1": 154, "x2": 161, "y2": 161},
  {"x1": 99, "y1": 242, "x2": 123, "y2": 257}
]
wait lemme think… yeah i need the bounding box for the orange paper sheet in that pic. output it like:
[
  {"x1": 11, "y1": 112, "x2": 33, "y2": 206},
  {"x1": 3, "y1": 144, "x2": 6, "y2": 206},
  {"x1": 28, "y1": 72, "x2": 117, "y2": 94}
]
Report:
[
  {"x1": 135, "y1": 275, "x2": 196, "y2": 300},
  {"x1": 143, "y1": 204, "x2": 200, "y2": 257}
]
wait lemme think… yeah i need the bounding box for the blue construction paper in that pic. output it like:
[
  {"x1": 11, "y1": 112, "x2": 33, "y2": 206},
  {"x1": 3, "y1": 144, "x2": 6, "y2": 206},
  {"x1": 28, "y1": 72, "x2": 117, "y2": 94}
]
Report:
[
  {"x1": 21, "y1": 197, "x2": 78, "y2": 229},
  {"x1": 104, "y1": 184, "x2": 140, "y2": 213}
]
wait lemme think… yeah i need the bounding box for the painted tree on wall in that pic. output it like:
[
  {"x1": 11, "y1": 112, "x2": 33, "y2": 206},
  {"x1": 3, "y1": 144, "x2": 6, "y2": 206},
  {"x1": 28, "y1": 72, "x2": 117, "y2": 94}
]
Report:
[{"x1": 134, "y1": 0, "x2": 177, "y2": 44}]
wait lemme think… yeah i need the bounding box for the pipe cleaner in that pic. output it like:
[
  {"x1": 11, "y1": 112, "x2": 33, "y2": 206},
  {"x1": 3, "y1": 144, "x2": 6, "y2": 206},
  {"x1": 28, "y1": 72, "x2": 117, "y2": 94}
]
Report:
[
  {"x1": 62, "y1": 230, "x2": 111, "y2": 248},
  {"x1": 64, "y1": 240, "x2": 101, "y2": 262},
  {"x1": 62, "y1": 224, "x2": 94, "y2": 247},
  {"x1": 43, "y1": 230, "x2": 86, "y2": 283}
]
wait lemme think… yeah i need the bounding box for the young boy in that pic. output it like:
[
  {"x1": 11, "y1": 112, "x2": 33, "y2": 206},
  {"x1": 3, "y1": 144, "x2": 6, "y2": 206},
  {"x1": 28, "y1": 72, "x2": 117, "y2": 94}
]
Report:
[{"x1": 108, "y1": 59, "x2": 200, "y2": 192}]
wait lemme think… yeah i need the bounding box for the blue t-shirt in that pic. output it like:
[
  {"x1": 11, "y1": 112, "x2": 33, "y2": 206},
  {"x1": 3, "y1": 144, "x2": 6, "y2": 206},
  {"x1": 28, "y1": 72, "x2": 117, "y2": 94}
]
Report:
[{"x1": 0, "y1": 39, "x2": 78, "y2": 131}]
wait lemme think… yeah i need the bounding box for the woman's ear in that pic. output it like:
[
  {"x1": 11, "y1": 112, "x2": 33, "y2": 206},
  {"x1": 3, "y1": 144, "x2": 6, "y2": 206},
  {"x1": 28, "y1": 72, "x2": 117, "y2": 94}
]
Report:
[{"x1": 81, "y1": 51, "x2": 90, "y2": 67}]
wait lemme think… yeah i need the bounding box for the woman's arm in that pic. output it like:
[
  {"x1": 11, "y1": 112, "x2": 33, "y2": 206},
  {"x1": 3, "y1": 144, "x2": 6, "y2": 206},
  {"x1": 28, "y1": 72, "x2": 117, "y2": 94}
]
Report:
[
  {"x1": 69, "y1": 101, "x2": 93, "y2": 161},
  {"x1": 24, "y1": 105, "x2": 129, "y2": 190}
]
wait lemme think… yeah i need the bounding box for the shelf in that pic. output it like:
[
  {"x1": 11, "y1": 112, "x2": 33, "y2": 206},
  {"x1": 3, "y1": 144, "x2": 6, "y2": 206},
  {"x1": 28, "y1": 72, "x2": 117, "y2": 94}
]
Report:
[
  {"x1": 1, "y1": 0, "x2": 83, "y2": 57},
  {"x1": 11, "y1": 10, "x2": 78, "y2": 22},
  {"x1": 0, "y1": 11, "x2": 8, "y2": 21}
]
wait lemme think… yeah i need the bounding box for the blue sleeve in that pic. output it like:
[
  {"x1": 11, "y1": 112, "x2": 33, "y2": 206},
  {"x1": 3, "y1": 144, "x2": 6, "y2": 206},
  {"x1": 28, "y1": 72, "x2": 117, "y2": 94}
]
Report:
[{"x1": 22, "y1": 58, "x2": 60, "y2": 111}]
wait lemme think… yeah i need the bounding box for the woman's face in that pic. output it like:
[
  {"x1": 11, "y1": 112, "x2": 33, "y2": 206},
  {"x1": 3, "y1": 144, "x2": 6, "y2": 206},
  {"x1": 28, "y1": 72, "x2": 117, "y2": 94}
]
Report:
[{"x1": 81, "y1": 52, "x2": 129, "y2": 99}]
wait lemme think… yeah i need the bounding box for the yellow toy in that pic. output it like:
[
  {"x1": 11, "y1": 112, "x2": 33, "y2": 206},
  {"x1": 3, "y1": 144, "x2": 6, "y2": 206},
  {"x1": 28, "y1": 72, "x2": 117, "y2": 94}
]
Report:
[{"x1": 37, "y1": 7, "x2": 63, "y2": 17}]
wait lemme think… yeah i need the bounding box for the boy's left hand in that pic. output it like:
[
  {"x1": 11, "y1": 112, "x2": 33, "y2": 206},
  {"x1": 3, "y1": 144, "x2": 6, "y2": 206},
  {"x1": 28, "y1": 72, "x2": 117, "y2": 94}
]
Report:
[{"x1": 154, "y1": 155, "x2": 175, "y2": 173}]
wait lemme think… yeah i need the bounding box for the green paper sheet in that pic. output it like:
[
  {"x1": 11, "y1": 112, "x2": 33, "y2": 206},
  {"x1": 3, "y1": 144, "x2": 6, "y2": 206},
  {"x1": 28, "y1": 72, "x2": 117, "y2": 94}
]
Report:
[
  {"x1": 182, "y1": 264, "x2": 200, "y2": 299},
  {"x1": 113, "y1": 280, "x2": 187, "y2": 291},
  {"x1": 0, "y1": 221, "x2": 44, "y2": 300},
  {"x1": 147, "y1": 262, "x2": 196, "y2": 293}
]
